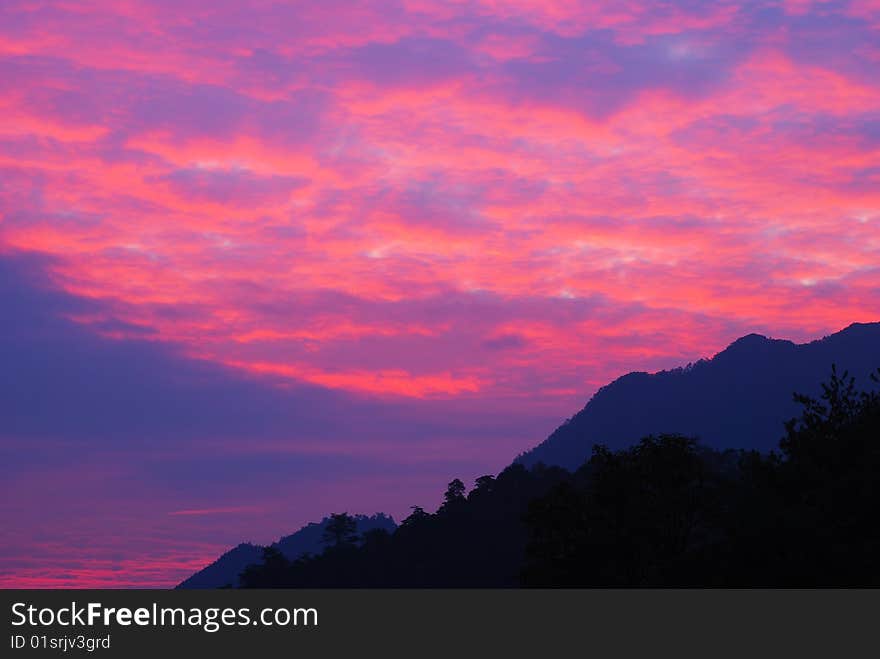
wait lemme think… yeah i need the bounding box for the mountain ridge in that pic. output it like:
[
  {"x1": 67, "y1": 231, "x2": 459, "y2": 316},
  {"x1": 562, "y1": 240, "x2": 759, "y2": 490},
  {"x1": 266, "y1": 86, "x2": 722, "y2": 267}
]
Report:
[
  {"x1": 516, "y1": 322, "x2": 880, "y2": 469},
  {"x1": 177, "y1": 321, "x2": 880, "y2": 587}
]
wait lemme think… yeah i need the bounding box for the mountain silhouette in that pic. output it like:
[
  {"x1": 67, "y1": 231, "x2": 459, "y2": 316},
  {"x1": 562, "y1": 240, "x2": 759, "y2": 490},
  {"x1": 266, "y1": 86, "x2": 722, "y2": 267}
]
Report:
[
  {"x1": 517, "y1": 322, "x2": 880, "y2": 470},
  {"x1": 230, "y1": 359, "x2": 880, "y2": 587},
  {"x1": 177, "y1": 513, "x2": 396, "y2": 588},
  {"x1": 176, "y1": 321, "x2": 880, "y2": 588}
]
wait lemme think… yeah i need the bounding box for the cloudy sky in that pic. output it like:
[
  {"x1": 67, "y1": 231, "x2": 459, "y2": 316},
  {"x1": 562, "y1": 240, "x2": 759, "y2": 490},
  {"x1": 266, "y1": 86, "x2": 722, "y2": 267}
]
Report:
[{"x1": 1, "y1": 0, "x2": 878, "y2": 586}]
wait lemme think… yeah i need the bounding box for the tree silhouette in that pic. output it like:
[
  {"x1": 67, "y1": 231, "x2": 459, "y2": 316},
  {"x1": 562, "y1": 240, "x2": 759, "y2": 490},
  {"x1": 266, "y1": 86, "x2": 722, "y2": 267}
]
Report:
[
  {"x1": 401, "y1": 505, "x2": 428, "y2": 526},
  {"x1": 322, "y1": 512, "x2": 358, "y2": 548},
  {"x1": 473, "y1": 475, "x2": 495, "y2": 493},
  {"x1": 235, "y1": 366, "x2": 880, "y2": 588},
  {"x1": 444, "y1": 478, "x2": 466, "y2": 504},
  {"x1": 239, "y1": 546, "x2": 292, "y2": 588}
]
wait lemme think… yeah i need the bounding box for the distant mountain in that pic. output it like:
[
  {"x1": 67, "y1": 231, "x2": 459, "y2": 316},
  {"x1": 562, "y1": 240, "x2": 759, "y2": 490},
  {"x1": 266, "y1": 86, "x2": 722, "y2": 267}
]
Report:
[
  {"x1": 517, "y1": 322, "x2": 880, "y2": 470},
  {"x1": 177, "y1": 513, "x2": 396, "y2": 589}
]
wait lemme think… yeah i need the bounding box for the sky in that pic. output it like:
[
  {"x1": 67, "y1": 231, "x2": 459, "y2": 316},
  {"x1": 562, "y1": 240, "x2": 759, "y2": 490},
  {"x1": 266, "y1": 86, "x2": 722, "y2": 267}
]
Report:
[{"x1": 1, "y1": 0, "x2": 879, "y2": 587}]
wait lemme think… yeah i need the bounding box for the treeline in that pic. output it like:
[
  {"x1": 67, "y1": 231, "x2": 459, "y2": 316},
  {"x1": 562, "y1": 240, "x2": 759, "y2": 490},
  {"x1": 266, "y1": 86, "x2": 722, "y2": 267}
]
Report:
[{"x1": 240, "y1": 367, "x2": 880, "y2": 587}]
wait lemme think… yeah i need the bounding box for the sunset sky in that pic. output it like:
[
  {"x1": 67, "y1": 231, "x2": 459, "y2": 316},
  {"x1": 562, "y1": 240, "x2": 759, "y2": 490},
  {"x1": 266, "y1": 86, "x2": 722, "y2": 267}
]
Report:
[{"x1": 1, "y1": 0, "x2": 879, "y2": 587}]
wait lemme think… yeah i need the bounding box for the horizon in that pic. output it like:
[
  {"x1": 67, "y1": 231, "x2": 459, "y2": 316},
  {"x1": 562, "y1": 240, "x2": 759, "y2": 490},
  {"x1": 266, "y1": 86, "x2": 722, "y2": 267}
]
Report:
[{"x1": 2, "y1": 1, "x2": 879, "y2": 588}]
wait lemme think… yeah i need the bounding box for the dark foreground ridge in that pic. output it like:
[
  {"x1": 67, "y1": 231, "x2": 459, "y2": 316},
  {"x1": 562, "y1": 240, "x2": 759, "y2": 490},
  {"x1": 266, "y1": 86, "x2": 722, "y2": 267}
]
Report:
[
  {"x1": 518, "y1": 322, "x2": 880, "y2": 469},
  {"x1": 236, "y1": 364, "x2": 880, "y2": 587},
  {"x1": 177, "y1": 322, "x2": 880, "y2": 587}
]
